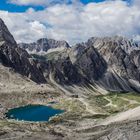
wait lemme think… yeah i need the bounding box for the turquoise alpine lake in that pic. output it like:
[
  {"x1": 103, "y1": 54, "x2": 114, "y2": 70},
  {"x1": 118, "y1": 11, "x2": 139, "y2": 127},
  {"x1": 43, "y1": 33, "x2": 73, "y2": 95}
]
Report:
[{"x1": 6, "y1": 105, "x2": 64, "y2": 122}]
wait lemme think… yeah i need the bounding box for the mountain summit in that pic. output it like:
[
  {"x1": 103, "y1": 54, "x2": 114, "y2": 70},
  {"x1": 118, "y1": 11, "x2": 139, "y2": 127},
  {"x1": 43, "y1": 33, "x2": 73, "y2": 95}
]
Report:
[
  {"x1": 0, "y1": 18, "x2": 16, "y2": 46},
  {"x1": 0, "y1": 18, "x2": 46, "y2": 83},
  {"x1": 18, "y1": 38, "x2": 70, "y2": 53}
]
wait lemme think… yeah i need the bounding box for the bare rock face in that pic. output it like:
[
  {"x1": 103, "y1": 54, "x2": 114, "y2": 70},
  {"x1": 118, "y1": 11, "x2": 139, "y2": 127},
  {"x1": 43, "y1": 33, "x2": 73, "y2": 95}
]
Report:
[
  {"x1": 88, "y1": 36, "x2": 139, "y2": 80},
  {"x1": 0, "y1": 18, "x2": 46, "y2": 83},
  {"x1": 130, "y1": 50, "x2": 140, "y2": 69},
  {"x1": 50, "y1": 55, "x2": 84, "y2": 84},
  {"x1": 69, "y1": 42, "x2": 107, "y2": 81},
  {"x1": 86, "y1": 36, "x2": 140, "y2": 92},
  {"x1": 0, "y1": 19, "x2": 16, "y2": 46},
  {"x1": 18, "y1": 38, "x2": 70, "y2": 53}
]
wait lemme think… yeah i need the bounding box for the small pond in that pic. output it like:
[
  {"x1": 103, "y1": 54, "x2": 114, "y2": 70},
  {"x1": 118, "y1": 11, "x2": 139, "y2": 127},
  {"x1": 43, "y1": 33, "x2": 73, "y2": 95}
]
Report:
[{"x1": 6, "y1": 105, "x2": 64, "y2": 122}]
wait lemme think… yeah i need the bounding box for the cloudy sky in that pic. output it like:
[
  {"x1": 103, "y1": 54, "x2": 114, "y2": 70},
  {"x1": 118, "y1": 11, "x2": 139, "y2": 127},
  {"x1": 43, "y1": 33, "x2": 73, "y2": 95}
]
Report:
[{"x1": 0, "y1": 0, "x2": 140, "y2": 44}]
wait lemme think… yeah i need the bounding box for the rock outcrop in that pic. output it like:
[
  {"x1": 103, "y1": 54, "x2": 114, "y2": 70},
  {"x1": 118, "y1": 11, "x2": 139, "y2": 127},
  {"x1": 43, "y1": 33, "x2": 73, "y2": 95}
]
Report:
[
  {"x1": 0, "y1": 19, "x2": 16, "y2": 46},
  {"x1": 0, "y1": 18, "x2": 46, "y2": 83}
]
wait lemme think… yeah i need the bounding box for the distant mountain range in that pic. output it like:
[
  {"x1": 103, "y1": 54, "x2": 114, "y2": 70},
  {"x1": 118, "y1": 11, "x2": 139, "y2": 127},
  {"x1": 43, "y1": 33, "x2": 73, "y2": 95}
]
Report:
[
  {"x1": 18, "y1": 38, "x2": 70, "y2": 54},
  {"x1": 1, "y1": 18, "x2": 140, "y2": 92}
]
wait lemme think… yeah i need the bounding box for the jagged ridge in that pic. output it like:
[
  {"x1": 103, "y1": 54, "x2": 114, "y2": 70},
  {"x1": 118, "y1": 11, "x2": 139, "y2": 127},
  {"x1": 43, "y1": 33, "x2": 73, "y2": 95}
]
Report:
[
  {"x1": 18, "y1": 38, "x2": 70, "y2": 53},
  {"x1": 0, "y1": 18, "x2": 46, "y2": 83},
  {"x1": 1, "y1": 18, "x2": 140, "y2": 93}
]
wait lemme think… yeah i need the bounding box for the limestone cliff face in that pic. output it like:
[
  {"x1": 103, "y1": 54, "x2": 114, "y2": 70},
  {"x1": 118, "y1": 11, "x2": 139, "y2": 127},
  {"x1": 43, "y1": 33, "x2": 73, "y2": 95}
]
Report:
[
  {"x1": 87, "y1": 36, "x2": 139, "y2": 81},
  {"x1": 0, "y1": 18, "x2": 46, "y2": 83},
  {"x1": 0, "y1": 19, "x2": 16, "y2": 46},
  {"x1": 85, "y1": 36, "x2": 140, "y2": 92},
  {"x1": 70, "y1": 43, "x2": 107, "y2": 81}
]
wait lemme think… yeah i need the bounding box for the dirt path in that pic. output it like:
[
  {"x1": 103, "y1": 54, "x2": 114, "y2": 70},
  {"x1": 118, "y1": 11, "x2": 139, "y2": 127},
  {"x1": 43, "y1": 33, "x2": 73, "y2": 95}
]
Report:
[
  {"x1": 104, "y1": 97, "x2": 117, "y2": 108},
  {"x1": 120, "y1": 97, "x2": 140, "y2": 104},
  {"x1": 78, "y1": 98, "x2": 98, "y2": 115}
]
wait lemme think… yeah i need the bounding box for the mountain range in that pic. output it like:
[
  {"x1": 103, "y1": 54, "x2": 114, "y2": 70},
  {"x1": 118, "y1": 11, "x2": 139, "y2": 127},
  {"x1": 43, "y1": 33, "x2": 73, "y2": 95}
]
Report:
[{"x1": 1, "y1": 18, "x2": 140, "y2": 93}]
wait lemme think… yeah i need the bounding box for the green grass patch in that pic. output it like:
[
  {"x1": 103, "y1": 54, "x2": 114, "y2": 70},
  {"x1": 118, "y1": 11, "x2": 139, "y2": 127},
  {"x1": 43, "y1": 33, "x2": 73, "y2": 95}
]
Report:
[
  {"x1": 31, "y1": 54, "x2": 47, "y2": 61},
  {"x1": 119, "y1": 93, "x2": 140, "y2": 102},
  {"x1": 31, "y1": 51, "x2": 61, "y2": 61},
  {"x1": 52, "y1": 98, "x2": 86, "y2": 114},
  {"x1": 94, "y1": 96, "x2": 110, "y2": 106},
  {"x1": 88, "y1": 92, "x2": 140, "y2": 115},
  {"x1": 45, "y1": 51, "x2": 61, "y2": 60}
]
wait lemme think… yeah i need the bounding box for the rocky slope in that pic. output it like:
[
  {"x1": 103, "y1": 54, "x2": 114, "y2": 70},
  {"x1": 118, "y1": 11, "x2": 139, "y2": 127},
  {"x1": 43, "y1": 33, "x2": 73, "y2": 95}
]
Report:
[
  {"x1": 0, "y1": 18, "x2": 46, "y2": 83},
  {"x1": 85, "y1": 36, "x2": 140, "y2": 92}
]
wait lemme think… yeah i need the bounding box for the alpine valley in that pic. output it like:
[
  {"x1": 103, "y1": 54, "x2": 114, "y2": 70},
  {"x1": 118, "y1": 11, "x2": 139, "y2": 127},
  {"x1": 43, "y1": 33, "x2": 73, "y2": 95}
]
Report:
[{"x1": 1, "y1": 18, "x2": 140, "y2": 140}]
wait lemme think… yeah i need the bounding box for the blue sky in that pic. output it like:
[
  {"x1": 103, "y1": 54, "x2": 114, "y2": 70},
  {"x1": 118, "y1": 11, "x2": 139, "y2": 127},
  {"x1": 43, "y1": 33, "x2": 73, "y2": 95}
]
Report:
[
  {"x1": 0, "y1": 0, "x2": 139, "y2": 44},
  {"x1": 0, "y1": 0, "x2": 131, "y2": 12},
  {"x1": 0, "y1": 0, "x2": 44, "y2": 12}
]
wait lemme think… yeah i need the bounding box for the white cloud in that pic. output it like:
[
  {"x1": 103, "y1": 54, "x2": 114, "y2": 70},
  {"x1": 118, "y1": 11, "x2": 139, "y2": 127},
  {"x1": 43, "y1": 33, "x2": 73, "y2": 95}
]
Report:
[
  {"x1": 1, "y1": 0, "x2": 140, "y2": 44},
  {"x1": 8, "y1": 0, "x2": 46, "y2": 6},
  {"x1": 0, "y1": 11, "x2": 47, "y2": 43}
]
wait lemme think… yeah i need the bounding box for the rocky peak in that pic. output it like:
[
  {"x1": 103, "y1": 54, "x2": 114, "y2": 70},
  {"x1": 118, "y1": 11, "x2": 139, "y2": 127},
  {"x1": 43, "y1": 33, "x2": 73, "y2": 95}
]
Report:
[
  {"x1": 0, "y1": 18, "x2": 46, "y2": 83},
  {"x1": 87, "y1": 36, "x2": 140, "y2": 54},
  {"x1": 18, "y1": 38, "x2": 70, "y2": 53},
  {"x1": 0, "y1": 18, "x2": 16, "y2": 46}
]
